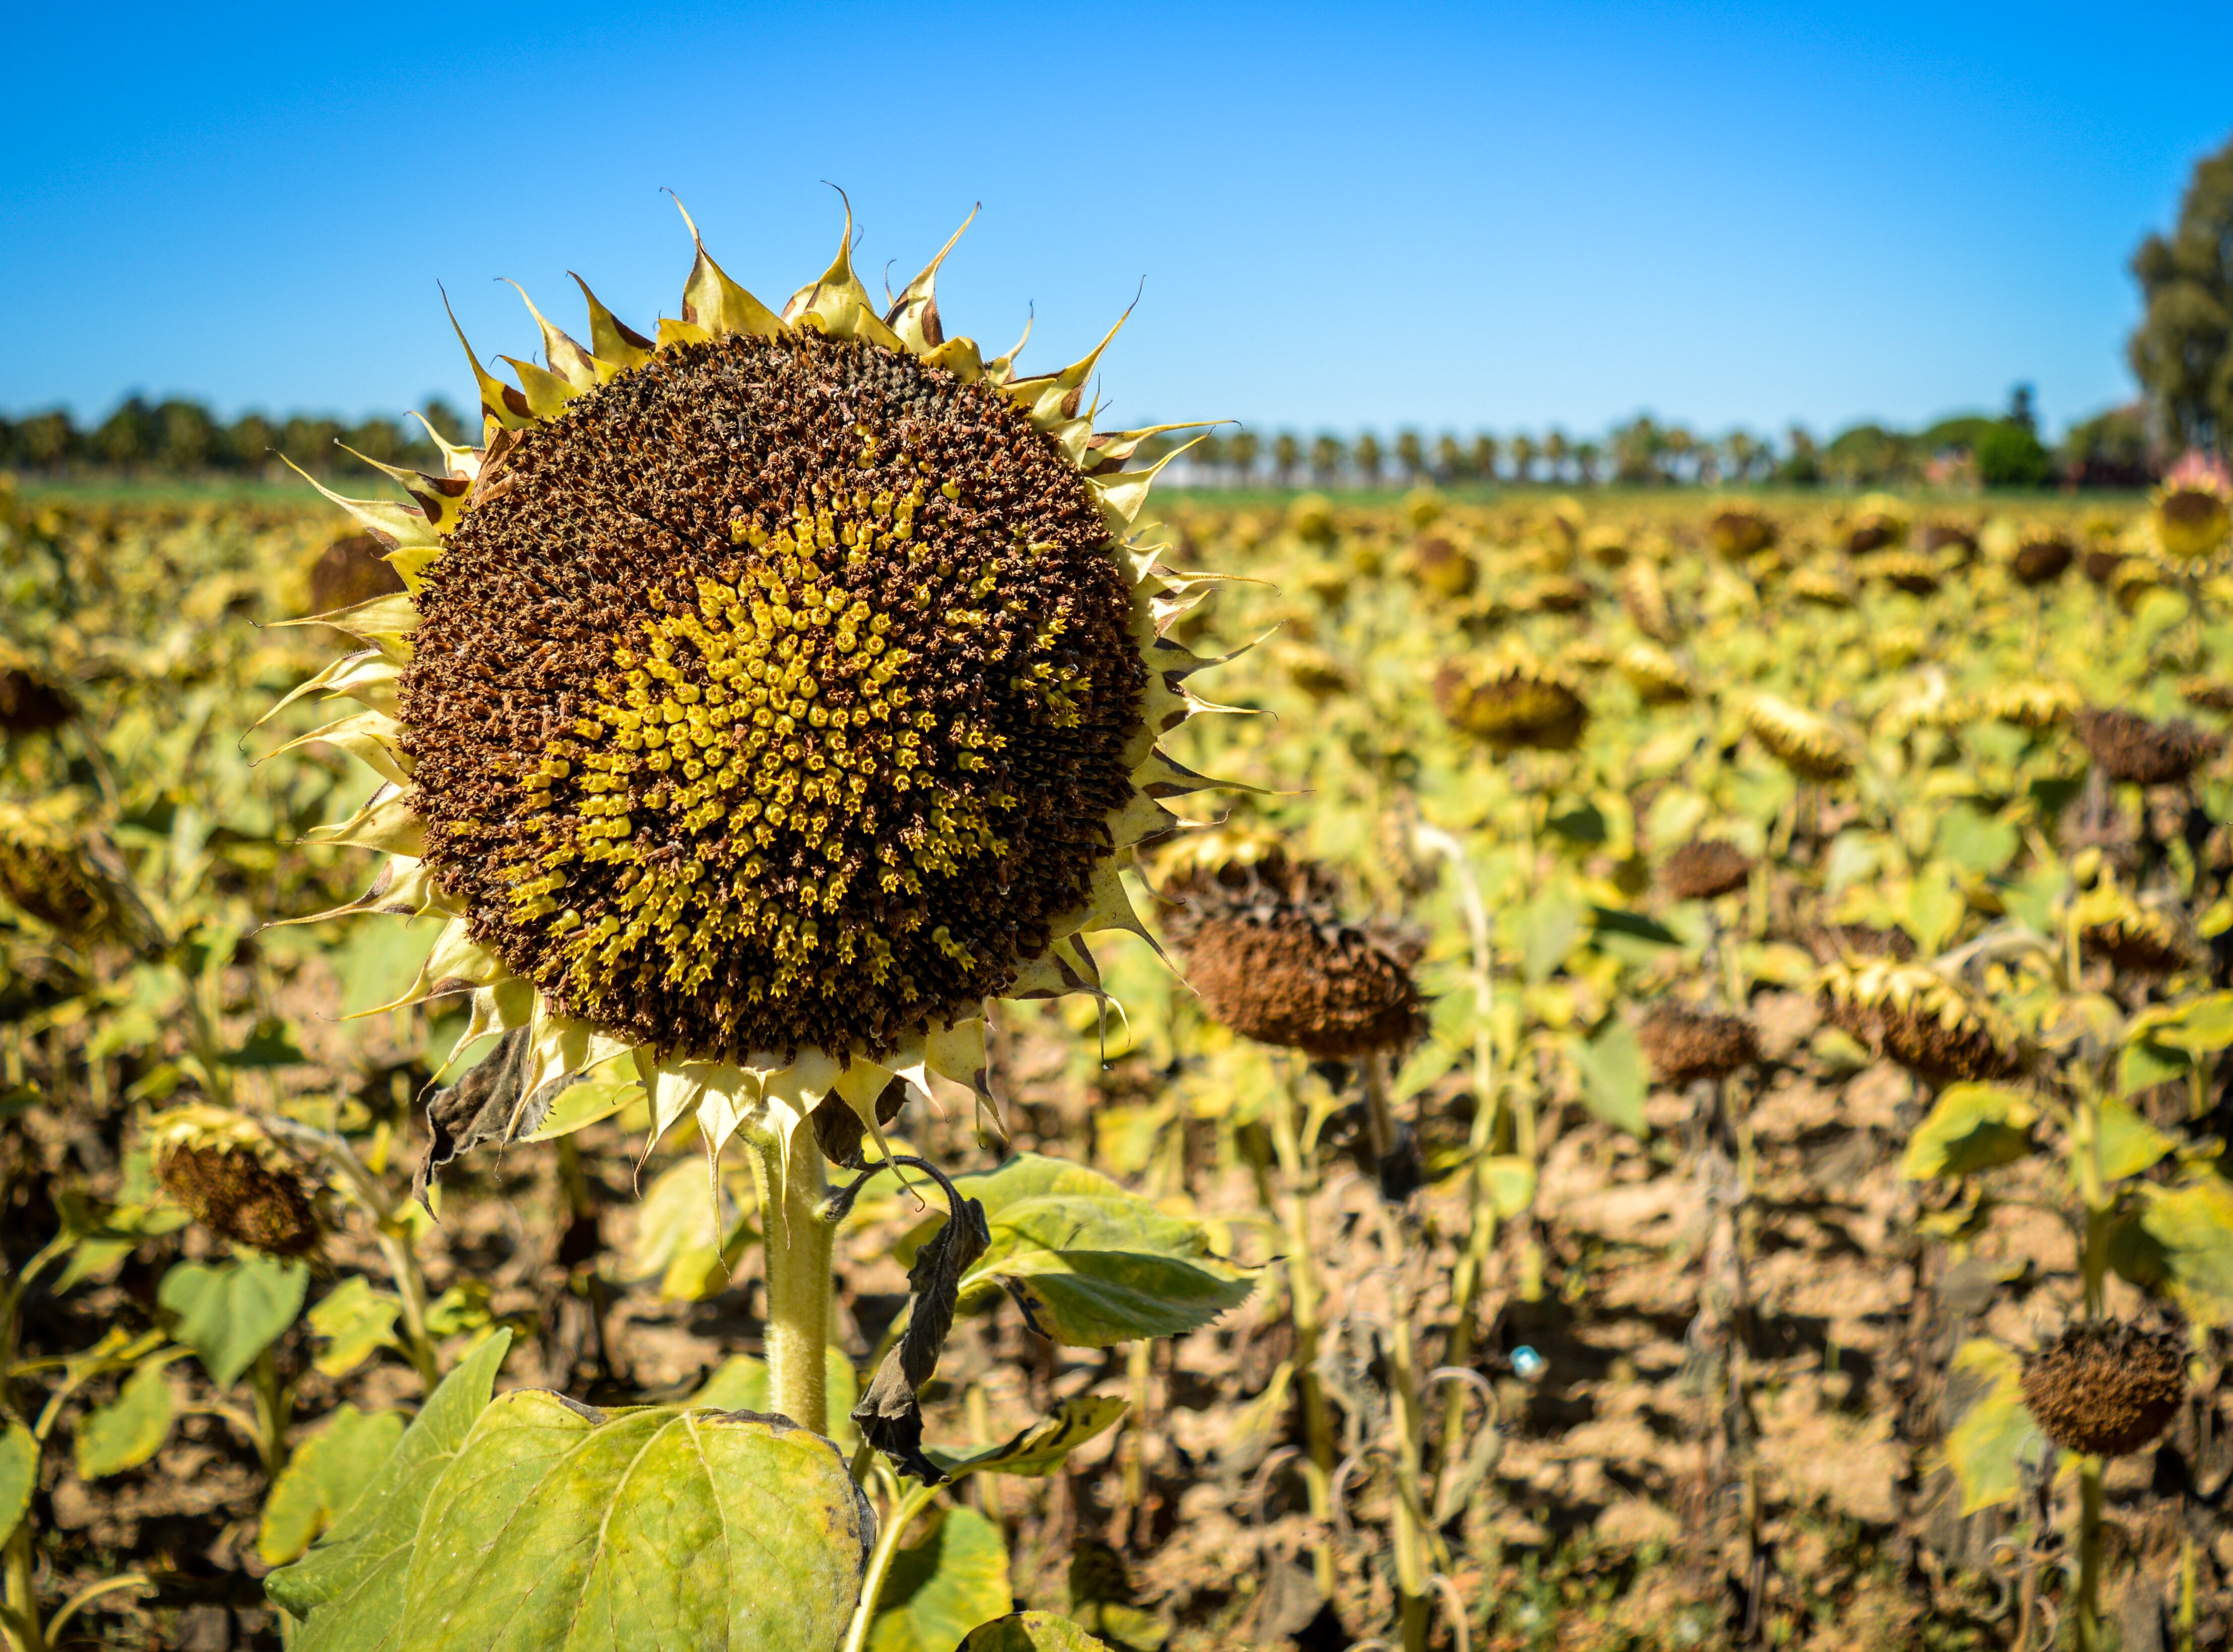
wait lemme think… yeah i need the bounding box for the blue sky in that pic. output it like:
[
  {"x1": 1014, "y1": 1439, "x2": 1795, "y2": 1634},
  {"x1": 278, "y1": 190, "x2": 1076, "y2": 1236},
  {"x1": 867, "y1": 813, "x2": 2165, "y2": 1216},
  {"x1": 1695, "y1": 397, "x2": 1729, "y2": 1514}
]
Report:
[{"x1": 3, "y1": 1, "x2": 2228, "y2": 442}]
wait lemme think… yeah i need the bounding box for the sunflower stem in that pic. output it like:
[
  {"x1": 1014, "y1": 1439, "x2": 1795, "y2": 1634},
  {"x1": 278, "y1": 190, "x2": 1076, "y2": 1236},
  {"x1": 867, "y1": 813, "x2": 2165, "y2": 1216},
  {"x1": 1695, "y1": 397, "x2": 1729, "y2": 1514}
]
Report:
[
  {"x1": 1271, "y1": 1060, "x2": 1337, "y2": 1600},
  {"x1": 2076, "y1": 1453, "x2": 2106, "y2": 1652},
  {"x1": 753, "y1": 1125, "x2": 835, "y2": 1438}
]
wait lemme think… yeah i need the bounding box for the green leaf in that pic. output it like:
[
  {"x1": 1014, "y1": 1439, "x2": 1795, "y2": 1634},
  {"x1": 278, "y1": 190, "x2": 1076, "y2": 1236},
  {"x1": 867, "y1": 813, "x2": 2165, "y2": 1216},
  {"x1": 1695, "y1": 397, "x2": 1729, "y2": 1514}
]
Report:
[
  {"x1": 1481, "y1": 1155, "x2": 1538, "y2": 1218},
  {"x1": 308, "y1": 1278, "x2": 402, "y2": 1379},
  {"x1": 1589, "y1": 906, "x2": 1680, "y2": 948},
  {"x1": 0, "y1": 1422, "x2": 37, "y2": 1548},
  {"x1": 960, "y1": 1616, "x2": 1104, "y2": 1652},
  {"x1": 398, "y1": 1392, "x2": 872, "y2": 1652},
  {"x1": 1936, "y1": 805, "x2": 2020, "y2": 875},
  {"x1": 2139, "y1": 1176, "x2": 2233, "y2": 1326},
  {"x1": 220, "y1": 1017, "x2": 308, "y2": 1068},
  {"x1": 2144, "y1": 992, "x2": 2233, "y2": 1055},
  {"x1": 2120, "y1": 1037, "x2": 2191, "y2": 1096},
  {"x1": 930, "y1": 1395, "x2": 1128, "y2": 1481},
  {"x1": 265, "y1": 1329, "x2": 512, "y2": 1639},
  {"x1": 259, "y1": 1405, "x2": 407, "y2": 1566},
  {"x1": 2091, "y1": 1097, "x2": 2177, "y2": 1183},
  {"x1": 623, "y1": 1158, "x2": 754, "y2": 1301},
  {"x1": 868, "y1": 1504, "x2": 1011, "y2": 1652},
  {"x1": 74, "y1": 1356, "x2": 177, "y2": 1478},
  {"x1": 1942, "y1": 1339, "x2": 2039, "y2": 1516},
  {"x1": 1512, "y1": 889, "x2": 1586, "y2": 984},
  {"x1": 158, "y1": 1253, "x2": 308, "y2": 1388},
  {"x1": 1903, "y1": 862, "x2": 1965, "y2": 955},
  {"x1": 1571, "y1": 1019, "x2": 1647, "y2": 1135},
  {"x1": 692, "y1": 1348, "x2": 859, "y2": 1452},
  {"x1": 1901, "y1": 1084, "x2": 2036, "y2": 1181},
  {"x1": 930, "y1": 1155, "x2": 1255, "y2": 1347}
]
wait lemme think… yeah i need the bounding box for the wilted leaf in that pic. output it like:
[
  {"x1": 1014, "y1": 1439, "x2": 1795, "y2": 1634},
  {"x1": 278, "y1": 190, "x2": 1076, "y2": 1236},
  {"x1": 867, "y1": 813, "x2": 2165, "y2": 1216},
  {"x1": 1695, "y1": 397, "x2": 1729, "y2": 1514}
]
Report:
[
  {"x1": 858, "y1": 1192, "x2": 991, "y2": 1482},
  {"x1": 1901, "y1": 1084, "x2": 2036, "y2": 1181},
  {"x1": 308, "y1": 1278, "x2": 401, "y2": 1378},
  {"x1": 266, "y1": 1330, "x2": 513, "y2": 1642},
  {"x1": 1571, "y1": 1019, "x2": 1647, "y2": 1135},
  {"x1": 400, "y1": 1391, "x2": 873, "y2": 1652},
  {"x1": 0, "y1": 1422, "x2": 33, "y2": 1548},
  {"x1": 259, "y1": 1405, "x2": 407, "y2": 1566},
  {"x1": 159, "y1": 1252, "x2": 307, "y2": 1388},
  {"x1": 75, "y1": 1356, "x2": 178, "y2": 1478},
  {"x1": 1942, "y1": 1338, "x2": 2038, "y2": 1515},
  {"x1": 868, "y1": 1504, "x2": 1011, "y2": 1652},
  {"x1": 2139, "y1": 1176, "x2": 2233, "y2": 1326},
  {"x1": 929, "y1": 1395, "x2": 1128, "y2": 1481}
]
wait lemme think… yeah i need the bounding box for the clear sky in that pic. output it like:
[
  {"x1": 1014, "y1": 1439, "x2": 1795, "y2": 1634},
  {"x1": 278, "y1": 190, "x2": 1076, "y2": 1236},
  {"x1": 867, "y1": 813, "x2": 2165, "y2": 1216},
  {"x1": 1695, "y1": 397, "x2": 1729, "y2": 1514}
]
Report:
[{"x1": 4, "y1": 1, "x2": 2228, "y2": 442}]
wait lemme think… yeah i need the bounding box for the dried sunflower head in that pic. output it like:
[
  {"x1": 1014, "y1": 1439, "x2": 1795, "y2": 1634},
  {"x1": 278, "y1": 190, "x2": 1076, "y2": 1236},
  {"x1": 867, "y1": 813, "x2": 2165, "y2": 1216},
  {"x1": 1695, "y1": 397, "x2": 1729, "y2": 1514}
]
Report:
[
  {"x1": 1741, "y1": 693, "x2": 1856, "y2": 783},
  {"x1": 2008, "y1": 526, "x2": 2075, "y2": 587},
  {"x1": 268, "y1": 205, "x2": 1235, "y2": 1171},
  {"x1": 1788, "y1": 566, "x2": 1855, "y2": 609},
  {"x1": 1434, "y1": 647, "x2": 1589, "y2": 753},
  {"x1": 149, "y1": 1105, "x2": 321, "y2": 1257},
  {"x1": 2151, "y1": 456, "x2": 2231, "y2": 563},
  {"x1": 2082, "y1": 545, "x2": 2126, "y2": 586},
  {"x1": 2111, "y1": 558, "x2": 2163, "y2": 612},
  {"x1": 0, "y1": 646, "x2": 74, "y2": 736},
  {"x1": 1618, "y1": 642, "x2": 1694, "y2": 705},
  {"x1": 1618, "y1": 561, "x2": 1680, "y2": 641},
  {"x1": 2177, "y1": 675, "x2": 2233, "y2": 713},
  {"x1": 2077, "y1": 707, "x2": 2222, "y2": 786},
  {"x1": 1870, "y1": 551, "x2": 1941, "y2": 596},
  {"x1": 1842, "y1": 494, "x2": 1909, "y2": 554},
  {"x1": 1637, "y1": 1002, "x2": 1759, "y2": 1087},
  {"x1": 1273, "y1": 641, "x2": 1352, "y2": 702},
  {"x1": 1659, "y1": 839, "x2": 1753, "y2": 902},
  {"x1": 2076, "y1": 883, "x2": 2193, "y2": 976},
  {"x1": 1158, "y1": 843, "x2": 1424, "y2": 1059},
  {"x1": 1920, "y1": 520, "x2": 1978, "y2": 560},
  {"x1": 1406, "y1": 534, "x2": 1478, "y2": 598},
  {"x1": 1582, "y1": 523, "x2": 1631, "y2": 568},
  {"x1": 1981, "y1": 680, "x2": 2082, "y2": 731},
  {"x1": 1806, "y1": 922, "x2": 1916, "y2": 964},
  {"x1": 0, "y1": 791, "x2": 156, "y2": 947},
  {"x1": 1816, "y1": 958, "x2": 2028, "y2": 1084},
  {"x1": 1707, "y1": 504, "x2": 1776, "y2": 560},
  {"x1": 2020, "y1": 1320, "x2": 2186, "y2": 1456},
  {"x1": 1521, "y1": 574, "x2": 1593, "y2": 615}
]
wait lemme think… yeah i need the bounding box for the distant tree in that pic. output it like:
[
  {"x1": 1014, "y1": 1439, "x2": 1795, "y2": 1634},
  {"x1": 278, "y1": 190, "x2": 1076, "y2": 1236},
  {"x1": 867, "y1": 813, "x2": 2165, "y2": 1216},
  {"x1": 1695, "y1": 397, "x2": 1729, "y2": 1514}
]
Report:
[
  {"x1": 1193, "y1": 431, "x2": 1228, "y2": 482},
  {"x1": 1469, "y1": 433, "x2": 1499, "y2": 481},
  {"x1": 1663, "y1": 425, "x2": 1696, "y2": 484},
  {"x1": 1723, "y1": 430, "x2": 1758, "y2": 482},
  {"x1": 1780, "y1": 425, "x2": 1822, "y2": 487},
  {"x1": 1824, "y1": 423, "x2": 1917, "y2": 487},
  {"x1": 1353, "y1": 431, "x2": 1384, "y2": 486},
  {"x1": 1610, "y1": 417, "x2": 1661, "y2": 484},
  {"x1": 1543, "y1": 429, "x2": 1569, "y2": 483},
  {"x1": 1394, "y1": 428, "x2": 1425, "y2": 482},
  {"x1": 343, "y1": 417, "x2": 410, "y2": 468},
  {"x1": 419, "y1": 398, "x2": 473, "y2": 449},
  {"x1": 2059, "y1": 403, "x2": 2155, "y2": 487},
  {"x1": 1272, "y1": 431, "x2": 1301, "y2": 486},
  {"x1": 93, "y1": 397, "x2": 154, "y2": 471},
  {"x1": 16, "y1": 410, "x2": 78, "y2": 470},
  {"x1": 1433, "y1": 432, "x2": 1464, "y2": 482},
  {"x1": 2006, "y1": 382, "x2": 2038, "y2": 435},
  {"x1": 1508, "y1": 433, "x2": 1537, "y2": 483},
  {"x1": 1573, "y1": 440, "x2": 1602, "y2": 485},
  {"x1": 1308, "y1": 432, "x2": 1346, "y2": 484},
  {"x1": 1228, "y1": 428, "x2": 1260, "y2": 485},
  {"x1": 227, "y1": 414, "x2": 277, "y2": 472},
  {"x1": 1976, "y1": 420, "x2": 2054, "y2": 489},
  {"x1": 2129, "y1": 132, "x2": 2233, "y2": 452},
  {"x1": 280, "y1": 416, "x2": 346, "y2": 473}
]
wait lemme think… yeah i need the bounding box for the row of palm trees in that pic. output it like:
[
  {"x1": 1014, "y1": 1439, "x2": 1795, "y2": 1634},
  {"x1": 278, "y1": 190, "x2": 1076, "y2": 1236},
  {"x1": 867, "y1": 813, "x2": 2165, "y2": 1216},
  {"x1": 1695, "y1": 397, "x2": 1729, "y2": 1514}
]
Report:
[{"x1": 1152, "y1": 417, "x2": 1799, "y2": 488}]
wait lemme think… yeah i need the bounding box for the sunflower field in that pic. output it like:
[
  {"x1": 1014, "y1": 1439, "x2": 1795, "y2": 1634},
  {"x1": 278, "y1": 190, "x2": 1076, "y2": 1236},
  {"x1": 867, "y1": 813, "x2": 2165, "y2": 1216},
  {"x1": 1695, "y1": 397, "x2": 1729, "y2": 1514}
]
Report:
[{"x1": 5, "y1": 445, "x2": 2233, "y2": 1652}]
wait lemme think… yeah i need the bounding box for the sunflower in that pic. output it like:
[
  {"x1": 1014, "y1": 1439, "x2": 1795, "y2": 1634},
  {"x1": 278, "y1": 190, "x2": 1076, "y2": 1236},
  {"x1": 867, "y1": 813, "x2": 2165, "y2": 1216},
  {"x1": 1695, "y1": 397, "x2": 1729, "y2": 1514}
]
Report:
[
  {"x1": 1980, "y1": 680, "x2": 2082, "y2": 732},
  {"x1": 150, "y1": 1104, "x2": 322, "y2": 1258},
  {"x1": 2076, "y1": 707, "x2": 2222, "y2": 786},
  {"x1": 1841, "y1": 493, "x2": 1909, "y2": 555},
  {"x1": 0, "y1": 791, "x2": 158, "y2": 948},
  {"x1": 1617, "y1": 561, "x2": 1680, "y2": 641},
  {"x1": 1658, "y1": 839, "x2": 1753, "y2": 903},
  {"x1": 1406, "y1": 533, "x2": 1478, "y2": 599},
  {"x1": 1816, "y1": 958, "x2": 2028, "y2": 1084},
  {"x1": 2008, "y1": 525, "x2": 2075, "y2": 587},
  {"x1": 271, "y1": 204, "x2": 1231, "y2": 1228},
  {"x1": 1434, "y1": 646, "x2": 1589, "y2": 752},
  {"x1": 1705, "y1": 503, "x2": 1775, "y2": 560},
  {"x1": 1741, "y1": 693, "x2": 1856, "y2": 783},
  {"x1": 1637, "y1": 1002, "x2": 1758, "y2": 1087},
  {"x1": 1869, "y1": 551, "x2": 1940, "y2": 596},
  {"x1": 1617, "y1": 642, "x2": 1694, "y2": 705},
  {"x1": 1788, "y1": 566, "x2": 1855, "y2": 609},
  {"x1": 2150, "y1": 457, "x2": 2232, "y2": 563},
  {"x1": 0, "y1": 645, "x2": 74, "y2": 736},
  {"x1": 2076, "y1": 883, "x2": 2193, "y2": 977}
]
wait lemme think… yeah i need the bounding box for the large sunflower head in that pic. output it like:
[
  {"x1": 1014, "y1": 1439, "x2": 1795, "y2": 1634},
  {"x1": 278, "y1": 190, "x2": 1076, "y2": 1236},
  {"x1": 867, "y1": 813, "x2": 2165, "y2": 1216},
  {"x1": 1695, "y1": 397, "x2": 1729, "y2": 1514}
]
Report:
[
  {"x1": 2151, "y1": 454, "x2": 2232, "y2": 563},
  {"x1": 272, "y1": 203, "x2": 1231, "y2": 1171}
]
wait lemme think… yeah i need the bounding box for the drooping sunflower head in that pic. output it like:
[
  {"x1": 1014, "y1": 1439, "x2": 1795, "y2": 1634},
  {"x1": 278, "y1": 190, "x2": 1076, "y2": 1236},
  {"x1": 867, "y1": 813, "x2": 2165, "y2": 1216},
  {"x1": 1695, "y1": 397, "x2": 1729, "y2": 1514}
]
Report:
[
  {"x1": 274, "y1": 202, "x2": 1232, "y2": 1166},
  {"x1": 1617, "y1": 642, "x2": 1694, "y2": 705},
  {"x1": 1617, "y1": 561, "x2": 1680, "y2": 641},
  {"x1": 149, "y1": 1105, "x2": 322, "y2": 1258},
  {"x1": 1816, "y1": 958, "x2": 2028, "y2": 1085},
  {"x1": 1741, "y1": 693, "x2": 1856, "y2": 784},
  {"x1": 0, "y1": 644, "x2": 74, "y2": 737},
  {"x1": 1841, "y1": 493, "x2": 1910, "y2": 554},
  {"x1": 2076, "y1": 882, "x2": 2194, "y2": 977},
  {"x1": 1157, "y1": 838, "x2": 1424, "y2": 1060},
  {"x1": 0, "y1": 791, "x2": 156, "y2": 948},
  {"x1": 1433, "y1": 646, "x2": 1589, "y2": 753},
  {"x1": 1870, "y1": 550, "x2": 1940, "y2": 597},
  {"x1": 1788, "y1": 566, "x2": 1855, "y2": 609},
  {"x1": 2151, "y1": 455, "x2": 2232, "y2": 563},
  {"x1": 1405, "y1": 533, "x2": 1478, "y2": 599},
  {"x1": 2007, "y1": 524, "x2": 2075, "y2": 588},
  {"x1": 1705, "y1": 503, "x2": 1775, "y2": 560},
  {"x1": 2020, "y1": 1320, "x2": 2187, "y2": 1457},
  {"x1": 2076, "y1": 707, "x2": 2222, "y2": 787},
  {"x1": 1980, "y1": 679, "x2": 2082, "y2": 732},
  {"x1": 2177, "y1": 675, "x2": 2233, "y2": 713},
  {"x1": 1658, "y1": 838, "x2": 1753, "y2": 903}
]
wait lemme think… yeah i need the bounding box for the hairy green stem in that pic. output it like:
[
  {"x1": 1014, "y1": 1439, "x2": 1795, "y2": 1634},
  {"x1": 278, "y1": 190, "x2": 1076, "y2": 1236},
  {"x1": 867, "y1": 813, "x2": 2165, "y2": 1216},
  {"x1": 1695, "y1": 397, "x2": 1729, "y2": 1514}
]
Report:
[
  {"x1": 843, "y1": 1479, "x2": 940, "y2": 1652},
  {"x1": 752, "y1": 1126, "x2": 834, "y2": 1438}
]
